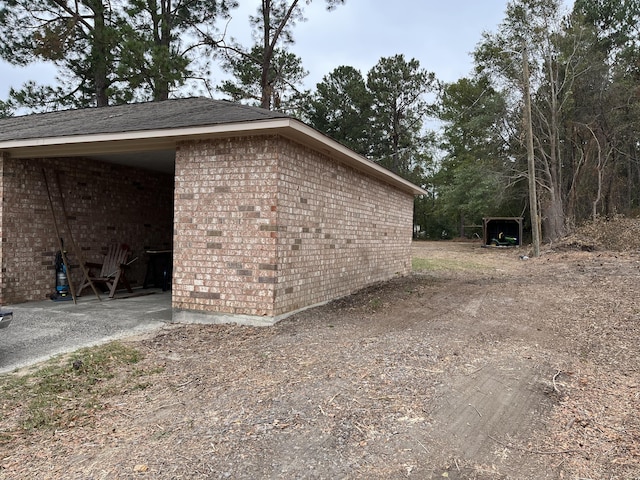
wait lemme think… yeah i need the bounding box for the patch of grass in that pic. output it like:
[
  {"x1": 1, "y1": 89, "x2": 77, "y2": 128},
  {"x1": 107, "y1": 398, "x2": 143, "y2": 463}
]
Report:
[
  {"x1": 368, "y1": 297, "x2": 383, "y2": 311},
  {"x1": 412, "y1": 257, "x2": 487, "y2": 272},
  {"x1": 0, "y1": 342, "x2": 160, "y2": 433}
]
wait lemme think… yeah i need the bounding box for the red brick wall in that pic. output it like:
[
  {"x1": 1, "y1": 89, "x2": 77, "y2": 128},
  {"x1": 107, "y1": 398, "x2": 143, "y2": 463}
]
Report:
[
  {"x1": 172, "y1": 137, "x2": 280, "y2": 318},
  {"x1": 273, "y1": 139, "x2": 413, "y2": 315},
  {"x1": 173, "y1": 135, "x2": 414, "y2": 322},
  {"x1": 0, "y1": 153, "x2": 5, "y2": 303},
  {"x1": 0, "y1": 156, "x2": 173, "y2": 304}
]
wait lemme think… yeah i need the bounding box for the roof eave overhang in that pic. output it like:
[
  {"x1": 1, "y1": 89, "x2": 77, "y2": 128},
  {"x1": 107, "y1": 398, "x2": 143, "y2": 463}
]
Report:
[{"x1": 0, "y1": 118, "x2": 427, "y2": 196}]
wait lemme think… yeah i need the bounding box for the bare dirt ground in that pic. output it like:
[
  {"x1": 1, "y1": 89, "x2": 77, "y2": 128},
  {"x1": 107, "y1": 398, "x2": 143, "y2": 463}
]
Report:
[{"x1": 2, "y1": 216, "x2": 640, "y2": 479}]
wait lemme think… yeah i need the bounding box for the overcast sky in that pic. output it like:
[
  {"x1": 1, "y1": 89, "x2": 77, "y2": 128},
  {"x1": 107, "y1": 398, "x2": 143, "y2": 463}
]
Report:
[{"x1": 0, "y1": 0, "x2": 574, "y2": 103}]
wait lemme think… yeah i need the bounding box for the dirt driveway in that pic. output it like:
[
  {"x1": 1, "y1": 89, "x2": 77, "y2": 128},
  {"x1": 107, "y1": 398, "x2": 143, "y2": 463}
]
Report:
[{"x1": 1, "y1": 240, "x2": 639, "y2": 479}]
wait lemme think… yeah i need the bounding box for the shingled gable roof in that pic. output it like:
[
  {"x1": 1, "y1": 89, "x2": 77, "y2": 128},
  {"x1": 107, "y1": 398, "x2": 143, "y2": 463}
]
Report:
[
  {"x1": 0, "y1": 97, "x2": 289, "y2": 141},
  {"x1": 0, "y1": 97, "x2": 427, "y2": 195}
]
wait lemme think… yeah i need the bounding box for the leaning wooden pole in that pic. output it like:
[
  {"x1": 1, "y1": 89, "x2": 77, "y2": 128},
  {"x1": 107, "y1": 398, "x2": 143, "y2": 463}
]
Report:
[
  {"x1": 53, "y1": 170, "x2": 102, "y2": 301},
  {"x1": 42, "y1": 169, "x2": 77, "y2": 304}
]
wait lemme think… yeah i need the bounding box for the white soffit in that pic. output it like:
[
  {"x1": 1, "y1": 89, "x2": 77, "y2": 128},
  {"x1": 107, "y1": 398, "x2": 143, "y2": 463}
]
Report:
[{"x1": 0, "y1": 118, "x2": 427, "y2": 196}]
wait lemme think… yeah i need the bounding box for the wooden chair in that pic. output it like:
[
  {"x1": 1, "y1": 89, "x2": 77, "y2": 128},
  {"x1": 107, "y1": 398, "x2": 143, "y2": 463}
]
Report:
[{"x1": 77, "y1": 244, "x2": 134, "y2": 298}]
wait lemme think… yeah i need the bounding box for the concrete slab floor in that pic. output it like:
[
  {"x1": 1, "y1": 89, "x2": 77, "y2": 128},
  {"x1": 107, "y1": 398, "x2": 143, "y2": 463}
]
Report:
[{"x1": 0, "y1": 288, "x2": 172, "y2": 374}]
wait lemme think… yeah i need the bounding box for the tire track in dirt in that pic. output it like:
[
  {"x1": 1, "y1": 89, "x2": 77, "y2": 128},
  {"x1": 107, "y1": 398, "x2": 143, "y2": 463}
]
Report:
[{"x1": 429, "y1": 363, "x2": 554, "y2": 460}]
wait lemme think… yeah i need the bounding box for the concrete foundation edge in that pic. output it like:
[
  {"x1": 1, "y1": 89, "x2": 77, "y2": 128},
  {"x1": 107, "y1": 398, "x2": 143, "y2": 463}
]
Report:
[{"x1": 172, "y1": 300, "x2": 331, "y2": 327}]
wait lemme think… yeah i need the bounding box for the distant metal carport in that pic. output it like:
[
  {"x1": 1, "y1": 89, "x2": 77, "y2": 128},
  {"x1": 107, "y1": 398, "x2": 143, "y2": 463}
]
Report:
[{"x1": 482, "y1": 217, "x2": 523, "y2": 247}]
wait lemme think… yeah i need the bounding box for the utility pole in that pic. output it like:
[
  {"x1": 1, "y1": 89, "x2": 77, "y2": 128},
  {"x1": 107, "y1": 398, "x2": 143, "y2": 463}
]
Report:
[{"x1": 522, "y1": 46, "x2": 541, "y2": 257}]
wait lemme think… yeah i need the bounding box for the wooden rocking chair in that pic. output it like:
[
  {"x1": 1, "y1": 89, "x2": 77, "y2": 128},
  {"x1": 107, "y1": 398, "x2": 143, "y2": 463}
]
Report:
[{"x1": 77, "y1": 244, "x2": 134, "y2": 298}]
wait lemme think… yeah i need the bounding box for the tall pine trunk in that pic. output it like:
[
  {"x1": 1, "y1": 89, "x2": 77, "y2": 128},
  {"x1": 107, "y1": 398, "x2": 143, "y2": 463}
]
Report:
[{"x1": 90, "y1": 1, "x2": 110, "y2": 107}]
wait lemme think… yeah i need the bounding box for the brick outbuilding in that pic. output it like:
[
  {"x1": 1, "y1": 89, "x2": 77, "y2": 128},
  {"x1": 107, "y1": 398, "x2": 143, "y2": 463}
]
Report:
[{"x1": 0, "y1": 98, "x2": 426, "y2": 325}]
